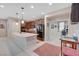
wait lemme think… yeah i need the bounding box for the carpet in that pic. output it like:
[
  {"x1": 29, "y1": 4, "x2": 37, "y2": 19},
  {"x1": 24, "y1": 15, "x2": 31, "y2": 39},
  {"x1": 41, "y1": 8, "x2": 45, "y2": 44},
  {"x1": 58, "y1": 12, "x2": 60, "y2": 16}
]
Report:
[{"x1": 34, "y1": 43, "x2": 60, "y2": 56}]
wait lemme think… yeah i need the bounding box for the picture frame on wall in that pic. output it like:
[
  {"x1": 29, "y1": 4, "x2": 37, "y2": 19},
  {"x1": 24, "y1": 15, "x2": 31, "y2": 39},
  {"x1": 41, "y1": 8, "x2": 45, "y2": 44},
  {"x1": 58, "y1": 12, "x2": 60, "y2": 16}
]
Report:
[
  {"x1": 51, "y1": 24, "x2": 54, "y2": 29},
  {"x1": 51, "y1": 23, "x2": 57, "y2": 29}
]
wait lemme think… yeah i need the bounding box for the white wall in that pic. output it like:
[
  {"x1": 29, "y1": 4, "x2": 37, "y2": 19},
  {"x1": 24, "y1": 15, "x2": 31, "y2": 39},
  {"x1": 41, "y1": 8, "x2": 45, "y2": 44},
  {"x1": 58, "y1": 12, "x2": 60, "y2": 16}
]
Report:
[
  {"x1": 45, "y1": 7, "x2": 71, "y2": 45},
  {"x1": 45, "y1": 6, "x2": 79, "y2": 46},
  {"x1": 7, "y1": 18, "x2": 20, "y2": 37},
  {"x1": 47, "y1": 18, "x2": 70, "y2": 44}
]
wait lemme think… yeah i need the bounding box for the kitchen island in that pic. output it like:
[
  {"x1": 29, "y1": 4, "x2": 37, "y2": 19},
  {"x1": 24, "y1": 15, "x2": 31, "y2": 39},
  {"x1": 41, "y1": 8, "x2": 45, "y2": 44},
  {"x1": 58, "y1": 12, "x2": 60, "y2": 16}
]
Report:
[{"x1": 12, "y1": 32, "x2": 38, "y2": 50}]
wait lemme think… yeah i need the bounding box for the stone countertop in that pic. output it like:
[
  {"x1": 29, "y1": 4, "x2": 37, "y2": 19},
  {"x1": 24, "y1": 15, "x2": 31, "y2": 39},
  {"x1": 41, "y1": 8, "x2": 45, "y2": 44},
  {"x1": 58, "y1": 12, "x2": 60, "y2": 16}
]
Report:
[{"x1": 13, "y1": 32, "x2": 38, "y2": 38}]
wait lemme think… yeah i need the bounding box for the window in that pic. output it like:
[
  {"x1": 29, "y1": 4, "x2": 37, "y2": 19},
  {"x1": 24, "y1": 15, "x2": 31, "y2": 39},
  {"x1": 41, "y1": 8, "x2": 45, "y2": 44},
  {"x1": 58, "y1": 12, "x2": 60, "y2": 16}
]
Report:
[{"x1": 58, "y1": 22, "x2": 65, "y2": 32}]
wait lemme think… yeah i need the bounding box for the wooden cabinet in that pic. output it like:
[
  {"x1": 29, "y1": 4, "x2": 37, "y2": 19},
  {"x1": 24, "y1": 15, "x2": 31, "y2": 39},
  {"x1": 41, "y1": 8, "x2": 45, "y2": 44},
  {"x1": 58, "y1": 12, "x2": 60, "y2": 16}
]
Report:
[
  {"x1": 25, "y1": 21, "x2": 35, "y2": 29},
  {"x1": 21, "y1": 21, "x2": 35, "y2": 32}
]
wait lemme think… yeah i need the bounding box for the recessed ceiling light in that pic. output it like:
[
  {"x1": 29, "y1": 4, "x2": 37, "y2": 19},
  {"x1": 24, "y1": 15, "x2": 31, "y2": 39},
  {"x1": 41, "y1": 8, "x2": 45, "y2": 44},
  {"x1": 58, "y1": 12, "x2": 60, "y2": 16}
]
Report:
[
  {"x1": 30, "y1": 5, "x2": 34, "y2": 8},
  {"x1": 0, "y1": 5, "x2": 4, "y2": 8},
  {"x1": 33, "y1": 16, "x2": 35, "y2": 18},
  {"x1": 22, "y1": 12, "x2": 24, "y2": 15},
  {"x1": 49, "y1": 3, "x2": 52, "y2": 6},
  {"x1": 41, "y1": 12, "x2": 45, "y2": 15}
]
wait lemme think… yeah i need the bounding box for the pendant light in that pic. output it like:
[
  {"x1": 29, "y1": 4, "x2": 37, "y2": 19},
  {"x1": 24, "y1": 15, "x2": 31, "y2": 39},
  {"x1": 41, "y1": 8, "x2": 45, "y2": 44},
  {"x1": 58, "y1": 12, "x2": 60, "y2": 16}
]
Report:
[
  {"x1": 21, "y1": 7, "x2": 24, "y2": 24},
  {"x1": 15, "y1": 12, "x2": 19, "y2": 25}
]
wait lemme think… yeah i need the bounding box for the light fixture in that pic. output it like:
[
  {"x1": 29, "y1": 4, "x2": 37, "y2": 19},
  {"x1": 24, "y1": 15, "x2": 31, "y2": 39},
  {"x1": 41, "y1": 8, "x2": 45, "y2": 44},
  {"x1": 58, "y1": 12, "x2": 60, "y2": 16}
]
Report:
[
  {"x1": 16, "y1": 22, "x2": 19, "y2": 25},
  {"x1": 0, "y1": 5, "x2": 4, "y2": 8},
  {"x1": 21, "y1": 20, "x2": 24, "y2": 24},
  {"x1": 30, "y1": 5, "x2": 34, "y2": 8},
  {"x1": 49, "y1": 3, "x2": 52, "y2": 6},
  {"x1": 21, "y1": 7, "x2": 24, "y2": 24},
  {"x1": 16, "y1": 12, "x2": 19, "y2": 18},
  {"x1": 15, "y1": 13, "x2": 19, "y2": 25}
]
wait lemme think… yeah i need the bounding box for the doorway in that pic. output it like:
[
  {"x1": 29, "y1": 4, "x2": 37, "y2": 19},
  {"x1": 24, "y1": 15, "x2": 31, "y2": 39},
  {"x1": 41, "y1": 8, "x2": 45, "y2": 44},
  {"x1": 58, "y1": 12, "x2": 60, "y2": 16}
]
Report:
[{"x1": 0, "y1": 20, "x2": 7, "y2": 37}]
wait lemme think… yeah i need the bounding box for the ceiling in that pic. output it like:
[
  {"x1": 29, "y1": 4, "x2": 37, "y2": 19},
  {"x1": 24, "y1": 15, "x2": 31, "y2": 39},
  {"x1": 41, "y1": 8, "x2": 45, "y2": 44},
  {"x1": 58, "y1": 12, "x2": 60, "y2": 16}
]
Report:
[{"x1": 0, "y1": 3, "x2": 71, "y2": 21}]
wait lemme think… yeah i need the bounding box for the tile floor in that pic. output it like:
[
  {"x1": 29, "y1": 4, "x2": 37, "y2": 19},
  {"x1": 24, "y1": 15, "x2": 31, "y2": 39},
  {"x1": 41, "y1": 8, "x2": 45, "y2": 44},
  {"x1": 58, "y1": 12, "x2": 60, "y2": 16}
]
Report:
[{"x1": 0, "y1": 37, "x2": 45, "y2": 56}]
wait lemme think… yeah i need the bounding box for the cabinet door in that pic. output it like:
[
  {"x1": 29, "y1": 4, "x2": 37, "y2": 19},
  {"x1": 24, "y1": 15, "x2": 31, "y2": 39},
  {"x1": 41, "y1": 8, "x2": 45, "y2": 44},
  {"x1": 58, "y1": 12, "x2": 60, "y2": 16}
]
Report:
[{"x1": 12, "y1": 35, "x2": 27, "y2": 50}]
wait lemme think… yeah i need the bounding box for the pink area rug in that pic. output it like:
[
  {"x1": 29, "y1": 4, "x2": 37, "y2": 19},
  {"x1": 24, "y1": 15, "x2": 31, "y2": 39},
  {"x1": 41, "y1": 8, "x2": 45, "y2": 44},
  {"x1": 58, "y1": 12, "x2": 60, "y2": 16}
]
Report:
[{"x1": 34, "y1": 43, "x2": 60, "y2": 56}]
